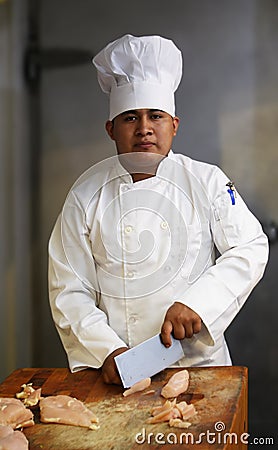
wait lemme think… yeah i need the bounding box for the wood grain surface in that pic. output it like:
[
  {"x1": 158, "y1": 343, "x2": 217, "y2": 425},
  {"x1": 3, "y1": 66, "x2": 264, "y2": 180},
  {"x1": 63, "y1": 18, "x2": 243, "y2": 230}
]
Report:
[{"x1": 0, "y1": 367, "x2": 247, "y2": 449}]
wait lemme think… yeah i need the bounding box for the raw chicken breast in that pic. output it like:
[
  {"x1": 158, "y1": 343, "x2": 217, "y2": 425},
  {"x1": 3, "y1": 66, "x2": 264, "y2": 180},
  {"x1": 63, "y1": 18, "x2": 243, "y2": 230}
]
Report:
[
  {"x1": 161, "y1": 369, "x2": 189, "y2": 398},
  {"x1": 168, "y1": 418, "x2": 191, "y2": 428},
  {"x1": 0, "y1": 425, "x2": 29, "y2": 450},
  {"x1": 0, "y1": 398, "x2": 34, "y2": 429},
  {"x1": 40, "y1": 395, "x2": 99, "y2": 430},
  {"x1": 147, "y1": 399, "x2": 180, "y2": 423},
  {"x1": 16, "y1": 384, "x2": 41, "y2": 407},
  {"x1": 146, "y1": 398, "x2": 196, "y2": 425},
  {"x1": 123, "y1": 378, "x2": 151, "y2": 397}
]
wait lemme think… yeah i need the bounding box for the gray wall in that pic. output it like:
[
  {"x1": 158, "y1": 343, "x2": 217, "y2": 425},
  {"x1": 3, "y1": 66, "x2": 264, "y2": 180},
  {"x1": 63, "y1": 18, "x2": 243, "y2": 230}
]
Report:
[
  {"x1": 0, "y1": 0, "x2": 277, "y2": 441},
  {"x1": 0, "y1": 0, "x2": 32, "y2": 381}
]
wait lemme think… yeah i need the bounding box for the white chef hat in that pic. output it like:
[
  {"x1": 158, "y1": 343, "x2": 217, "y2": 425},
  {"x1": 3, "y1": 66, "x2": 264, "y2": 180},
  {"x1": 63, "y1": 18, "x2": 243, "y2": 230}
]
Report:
[{"x1": 92, "y1": 34, "x2": 183, "y2": 120}]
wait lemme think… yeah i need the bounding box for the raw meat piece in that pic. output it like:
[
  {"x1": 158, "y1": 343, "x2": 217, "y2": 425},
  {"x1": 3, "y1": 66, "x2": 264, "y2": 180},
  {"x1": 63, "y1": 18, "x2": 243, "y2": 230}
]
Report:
[
  {"x1": 123, "y1": 378, "x2": 151, "y2": 397},
  {"x1": 161, "y1": 369, "x2": 189, "y2": 398},
  {"x1": 23, "y1": 389, "x2": 41, "y2": 407},
  {"x1": 16, "y1": 384, "x2": 41, "y2": 407},
  {"x1": 147, "y1": 400, "x2": 180, "y2": 424},
  {"x1": 169, "y1": 418, "x2": 191, "y2": 428},
  {"x1": 141, "y1": 390, "x2": 155, "y2": 396},
  {"x1": 0, "y1": 425, "x2": 29, "y2": 450},
  {"x1": 0, "y1": 398, "x2": 34, "y2": 429},
  {"x1": 176, "y1": 402, "x2": 196, "y2": 421},
  {"x1": 147, "y1": 398, "x2": 196, "y2": 425},
  {"x1": 40, "y1": 395, "x2": 99, "y2": 430},
  {"x1": 151, "y1": 399, "x2": 176, "y2": 417}
]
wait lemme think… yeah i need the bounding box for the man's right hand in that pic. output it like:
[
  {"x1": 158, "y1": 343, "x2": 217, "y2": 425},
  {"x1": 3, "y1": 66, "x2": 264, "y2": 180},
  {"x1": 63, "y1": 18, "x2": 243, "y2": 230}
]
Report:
[{"x1": 101, "y1": 347, "x2": 129, "y2": 385}]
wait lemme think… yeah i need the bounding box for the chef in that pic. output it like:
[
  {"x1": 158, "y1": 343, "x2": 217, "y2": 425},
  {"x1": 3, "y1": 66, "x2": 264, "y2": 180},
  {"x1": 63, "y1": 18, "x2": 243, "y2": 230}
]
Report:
[{"x1": 48, "y1": 34, "x2": 269, "y2": 385}]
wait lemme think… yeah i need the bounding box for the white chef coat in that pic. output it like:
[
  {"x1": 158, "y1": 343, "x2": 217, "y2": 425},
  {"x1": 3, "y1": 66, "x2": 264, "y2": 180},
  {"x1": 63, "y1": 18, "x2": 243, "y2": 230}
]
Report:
[{"x1": 48, "y1": 151, "x2": 269, "y2": 372}]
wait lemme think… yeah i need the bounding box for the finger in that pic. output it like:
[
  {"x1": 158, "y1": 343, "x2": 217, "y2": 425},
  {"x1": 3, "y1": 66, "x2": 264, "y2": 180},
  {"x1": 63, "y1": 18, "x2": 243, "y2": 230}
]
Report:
[
  {"x1": 102, "y1": 362, "x2": 119, "y2": 385},
  {"x1": 160, "y1": 320, "x2": 173, "y2": 347},
  {"x1": 102, "y1": 371, "x2": 110, "y2": 384},
  {"x1": 112, "y1": 374, "x2": 123, "y2": 386},
  {"x1": 193, "y1": 320, "x2": 202, "y2": 334},
  {"x1": 102, "y1": 365, "x2": 115, "y2": 384},
  {"x1": 184, "y1": 323, "x2": 194, "y2": 339},
  {"x1": 102, "y1": 368, "x2": 122, "y2": 385},
  {"x1": 171, "y1": 323, "x2": 186, "y2": 340}
]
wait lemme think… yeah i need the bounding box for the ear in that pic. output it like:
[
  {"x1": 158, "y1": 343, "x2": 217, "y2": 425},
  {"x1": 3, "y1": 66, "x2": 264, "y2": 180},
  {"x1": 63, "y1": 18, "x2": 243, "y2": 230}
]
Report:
[
  {"x1": 105, "y1": 120, "x2": 115, "y2": 140},
  {"x1": 172, "y1": 116, "x2": 180, "y2": 136}
]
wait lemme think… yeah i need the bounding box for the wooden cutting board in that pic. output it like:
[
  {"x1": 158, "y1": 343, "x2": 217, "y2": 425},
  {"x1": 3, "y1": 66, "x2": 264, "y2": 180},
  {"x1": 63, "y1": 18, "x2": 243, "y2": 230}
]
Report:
[{"x1": 0, "y1": 367, "x2": 247, "y2": 449}]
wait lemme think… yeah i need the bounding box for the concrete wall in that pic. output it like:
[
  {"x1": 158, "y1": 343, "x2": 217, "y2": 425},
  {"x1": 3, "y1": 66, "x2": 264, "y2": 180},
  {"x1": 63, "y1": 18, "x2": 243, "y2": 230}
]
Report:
[{"x1": 0, "y1": 0, "x2": 32, "y2": 380}]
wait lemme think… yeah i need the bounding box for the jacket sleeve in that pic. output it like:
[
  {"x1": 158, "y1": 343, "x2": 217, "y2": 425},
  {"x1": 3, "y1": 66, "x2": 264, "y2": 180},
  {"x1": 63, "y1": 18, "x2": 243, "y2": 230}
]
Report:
[
  {"x1": 177, "y1": 166, "x2": 269, "y2": 346},
  {"x1": 48, "y1": 191, "x2": 128, "y2": 372}
]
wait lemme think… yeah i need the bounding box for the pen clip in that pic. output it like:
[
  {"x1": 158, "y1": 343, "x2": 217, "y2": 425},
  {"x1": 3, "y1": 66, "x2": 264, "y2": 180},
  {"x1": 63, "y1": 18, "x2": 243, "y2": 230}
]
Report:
[{"x1": 226, "y1": 181, "x2": 236, "y2": 205}]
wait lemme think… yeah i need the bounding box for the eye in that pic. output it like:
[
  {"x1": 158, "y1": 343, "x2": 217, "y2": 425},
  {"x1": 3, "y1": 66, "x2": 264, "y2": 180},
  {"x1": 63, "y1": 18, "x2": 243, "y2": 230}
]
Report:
[
  {"x1": 150, "y1": 113, "x2": 163, "y2": 120},
  {"x1": 124, "y1": 115, "x2": 137, "y2": 122}
]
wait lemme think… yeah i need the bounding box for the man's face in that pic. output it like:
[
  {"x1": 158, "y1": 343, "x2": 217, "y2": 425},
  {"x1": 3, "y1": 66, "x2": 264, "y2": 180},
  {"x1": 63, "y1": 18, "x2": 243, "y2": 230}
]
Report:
[{"x1": 106, "y1": 109, "x2": 179, "y2": 157}]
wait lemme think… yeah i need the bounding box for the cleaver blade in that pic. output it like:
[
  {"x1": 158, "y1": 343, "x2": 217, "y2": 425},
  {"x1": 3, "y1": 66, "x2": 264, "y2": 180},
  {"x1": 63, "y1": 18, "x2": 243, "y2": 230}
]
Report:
[{"x1": 114, "y1": 334, "x2": 184, "y2": 388}]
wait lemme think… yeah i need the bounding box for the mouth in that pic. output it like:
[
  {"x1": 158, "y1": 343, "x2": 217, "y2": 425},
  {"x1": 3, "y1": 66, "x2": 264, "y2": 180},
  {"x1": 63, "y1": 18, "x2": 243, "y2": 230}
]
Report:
[{"x1": 134, "y1": 141, "x2": 156, "y2": 150}]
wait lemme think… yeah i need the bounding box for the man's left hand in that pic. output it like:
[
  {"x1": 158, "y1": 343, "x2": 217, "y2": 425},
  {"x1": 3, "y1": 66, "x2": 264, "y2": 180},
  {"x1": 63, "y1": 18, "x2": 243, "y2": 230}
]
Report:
[
  {"x1": 160, "y1": 302, "x2": 202, "y2": 347},
  {"x1": 101, "y1": 347, "x2": 129, "y2": 385}
]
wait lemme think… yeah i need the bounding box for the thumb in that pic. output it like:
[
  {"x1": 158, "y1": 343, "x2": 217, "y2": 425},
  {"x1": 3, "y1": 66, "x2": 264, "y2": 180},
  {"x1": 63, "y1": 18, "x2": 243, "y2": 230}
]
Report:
[{"x1": 160, "y1": 320, "x2": 173, "y2": 348}]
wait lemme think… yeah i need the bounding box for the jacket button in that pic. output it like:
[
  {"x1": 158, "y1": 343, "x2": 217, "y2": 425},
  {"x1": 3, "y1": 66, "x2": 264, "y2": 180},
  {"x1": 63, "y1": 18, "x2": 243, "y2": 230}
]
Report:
[
  {"x1": 161, "y1": 221, "x2": 168, "y2": 230},
  {"x1": 125, "y1": 225, "x2": 133, "y2": 233},
  {"x1": 129, "y1": 315, "x2": 138, "y2": 324},
  {"x1": 120, "y1": 184, "x2": 130, "y2": 192},
  {"x1": 127, "y1": 271, "x2": 134, "y2": 278}
]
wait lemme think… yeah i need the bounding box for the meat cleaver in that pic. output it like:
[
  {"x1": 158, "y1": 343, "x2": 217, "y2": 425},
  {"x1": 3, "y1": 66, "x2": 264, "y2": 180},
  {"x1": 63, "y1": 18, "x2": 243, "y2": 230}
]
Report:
[{"x1": 114, "y1": 334, "x2": 184, "y2": 388}]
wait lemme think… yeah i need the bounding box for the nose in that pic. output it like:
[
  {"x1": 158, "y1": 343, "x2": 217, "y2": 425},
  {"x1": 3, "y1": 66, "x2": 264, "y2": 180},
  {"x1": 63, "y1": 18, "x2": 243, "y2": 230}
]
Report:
[{"x1": 135, "y1": 116, "x2": 153, "y2": 136}]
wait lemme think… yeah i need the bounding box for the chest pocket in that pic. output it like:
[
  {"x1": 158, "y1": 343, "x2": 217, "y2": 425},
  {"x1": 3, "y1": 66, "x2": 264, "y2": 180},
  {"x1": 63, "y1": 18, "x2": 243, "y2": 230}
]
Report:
[{"x1": 213, "y1": 192, "x2": 261, "y2": 251}]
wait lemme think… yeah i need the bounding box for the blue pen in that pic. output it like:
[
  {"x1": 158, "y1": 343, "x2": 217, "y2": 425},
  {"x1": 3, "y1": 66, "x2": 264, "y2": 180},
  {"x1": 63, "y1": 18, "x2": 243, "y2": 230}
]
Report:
[{"x1": 226, "y1": 182, "x2": 236, "y2": 205}]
